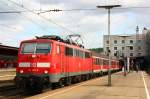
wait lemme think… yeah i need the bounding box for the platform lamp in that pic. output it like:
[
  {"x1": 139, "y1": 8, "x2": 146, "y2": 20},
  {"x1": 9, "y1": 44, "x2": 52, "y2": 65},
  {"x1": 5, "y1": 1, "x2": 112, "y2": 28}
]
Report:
[{"x1": 97, "y1": 5, "x2": 121, "y2": 86}]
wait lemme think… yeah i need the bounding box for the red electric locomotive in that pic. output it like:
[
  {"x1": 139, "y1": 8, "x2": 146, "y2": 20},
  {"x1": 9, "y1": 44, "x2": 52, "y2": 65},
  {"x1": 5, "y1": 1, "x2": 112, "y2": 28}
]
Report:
[
  {"x1": 15, "y1": 35, "x2": 121, "y2": 92},
  {"x1": 15, "y1": 35, "x2": 93, "y2": 91}
]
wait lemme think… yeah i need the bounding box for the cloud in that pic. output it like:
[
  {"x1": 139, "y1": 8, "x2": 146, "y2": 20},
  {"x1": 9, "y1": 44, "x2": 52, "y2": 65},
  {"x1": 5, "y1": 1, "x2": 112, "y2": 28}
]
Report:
[{"x1": 0, "y1": 0, "x2": 150, "y2": 48}]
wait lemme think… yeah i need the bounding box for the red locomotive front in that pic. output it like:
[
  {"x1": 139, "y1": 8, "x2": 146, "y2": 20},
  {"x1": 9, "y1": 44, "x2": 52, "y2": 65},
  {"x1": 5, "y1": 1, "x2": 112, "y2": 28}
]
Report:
[
  {"x1": 15, "y1": 39, "x2": 52, "y2": 92},
  {"x1": 18, "y1": 40, "x2": 51, "y2": 74}
]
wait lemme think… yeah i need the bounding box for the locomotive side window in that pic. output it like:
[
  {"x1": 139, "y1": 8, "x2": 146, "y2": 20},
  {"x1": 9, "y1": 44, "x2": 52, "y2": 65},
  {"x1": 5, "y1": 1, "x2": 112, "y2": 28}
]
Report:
[
  {"x1": 73, "y1": 49, "x2": 85, "y2": 58},
  {"x1": 85, "y1": 52, "x2": 90, "y2": 58},
  {"x1": 76, "y1": 50, "x2": 79, "y2": 57},
  {"x1": 65, "y1": 47, "x2": 69, "y2": 55},
  {"x1": 65, "y1": 47, "x2": 73, "y2": 56},
  {"x1": 65, "y1": 47, "x2": 87, "y2": 58},
  {"x1": 36, "y1": 43, "x2": 50, "y2": 54},
  {"x1": 82, "y1": 52, "x2": 85, "y2": 58},
  {"x1": 69, "y1": 48, "x2": 73, "y2": 56},
  {"x1": 57, "y1": 45, "x2": 60, "y2": 54},
  {"x1": 21, "y1": 43, "x2": 36, "y2": 54},
  {"x1": 79, "y1": 51, "x2": 83, "y2": 58},
  {"x1": 73, "y1": 49, "x2": 78, "y2": 57}
]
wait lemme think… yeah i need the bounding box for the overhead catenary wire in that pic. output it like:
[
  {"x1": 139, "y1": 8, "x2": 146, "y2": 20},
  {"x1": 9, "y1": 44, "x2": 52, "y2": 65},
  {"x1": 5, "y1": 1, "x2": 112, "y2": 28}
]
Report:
[
  {"x1": 6, "y1": 0, "x2": 77, "y2": 34},
  {"x1": 37, "y1": 6, "x2": 150, "y2": 14},
  {"x1": 0, "y1": 1, "x2": 53, "y2": 34},
  {"x1": 0, "y1": 11, "x2": 21, "y2": 13},
  {"x1": 1, "y1": 0, "x2": 150, "y2": 37},
  {"x1": 1, "y1": 1, "x2": 150, "y2": 31},
  {"x1": 1, "y1": 6, "x2": 150, "y2": 14},
  {"x1": 0, "y1": 23, "x2": 20, "y2": 31}
]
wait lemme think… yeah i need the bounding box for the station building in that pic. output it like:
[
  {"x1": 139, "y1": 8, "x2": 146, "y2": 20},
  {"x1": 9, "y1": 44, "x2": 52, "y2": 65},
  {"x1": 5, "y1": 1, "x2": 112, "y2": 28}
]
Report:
[
  {"x1": 0, "y1": 44, "x2": 18, "y2": 68},
  {"x1": 103, "y1": 27, "x2": 149, "y2": 70},
  {"x1": 103, "y1": 34, "x2": 145, "y2": 58}
]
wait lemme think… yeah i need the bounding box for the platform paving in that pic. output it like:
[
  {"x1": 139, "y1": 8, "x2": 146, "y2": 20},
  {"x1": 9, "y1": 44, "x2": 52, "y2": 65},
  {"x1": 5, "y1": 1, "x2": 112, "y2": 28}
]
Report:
[
  {"x1": 0, "y1": 68, "x2": 15, "y2": 81},
  {"x1": 27, "y1": 71, "x2": 150, "y2": 99}
]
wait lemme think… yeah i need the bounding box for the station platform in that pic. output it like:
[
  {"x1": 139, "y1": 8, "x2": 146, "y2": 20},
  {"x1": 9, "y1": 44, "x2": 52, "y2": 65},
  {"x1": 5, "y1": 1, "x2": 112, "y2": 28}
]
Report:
[
  {"x1": 0, "y1": 68, "x2": 15, "y2": 72},
  {"x1": 0, "y1": 68, "x2": 15, "y2": 81},
  {"x1": 27, "y1": 71, "x2": 150, "y2": 99}
]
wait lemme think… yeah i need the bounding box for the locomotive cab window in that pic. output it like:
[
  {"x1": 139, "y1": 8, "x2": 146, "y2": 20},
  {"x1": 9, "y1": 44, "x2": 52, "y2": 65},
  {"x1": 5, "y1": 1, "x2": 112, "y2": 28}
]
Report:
[
  {"x1": 36, "y1": 43, "x2": 50, "y2": 54},
  {"x1": 21, "y1": 43, "x2": 50, "y2": 54},
  {"x1": 21, "y1": 43, "x2": 36, "y2": 54}
]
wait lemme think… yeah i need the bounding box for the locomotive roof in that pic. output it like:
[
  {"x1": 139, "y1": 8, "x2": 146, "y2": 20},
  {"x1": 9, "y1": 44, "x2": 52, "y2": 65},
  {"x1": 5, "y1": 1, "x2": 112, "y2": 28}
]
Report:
[
  {"x1": 21, "y1": 39, "x2": 51, "y2": 43},
  {"x1": 21, "y1": 39, "x2": 90, "y2": 52}
]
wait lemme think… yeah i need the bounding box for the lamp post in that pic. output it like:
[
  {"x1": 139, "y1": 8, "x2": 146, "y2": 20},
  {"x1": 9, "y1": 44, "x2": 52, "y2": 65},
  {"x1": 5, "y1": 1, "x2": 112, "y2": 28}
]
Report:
[{"x1": 97, "y1": 5, "x2": 121, "y2": 86}]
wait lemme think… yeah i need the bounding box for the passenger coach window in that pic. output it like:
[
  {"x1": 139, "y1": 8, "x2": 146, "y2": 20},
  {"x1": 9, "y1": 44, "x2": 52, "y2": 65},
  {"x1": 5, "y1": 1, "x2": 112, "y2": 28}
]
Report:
[
  {"x1": 99, "y1": 59, "x2": 102, "y2": 65},
  {"x1": 103, "y1": 60, "x2": 107, "y2": 65}
]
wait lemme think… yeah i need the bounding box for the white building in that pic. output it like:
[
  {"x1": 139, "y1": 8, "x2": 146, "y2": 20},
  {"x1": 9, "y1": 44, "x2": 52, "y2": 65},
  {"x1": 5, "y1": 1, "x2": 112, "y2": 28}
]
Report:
[{"x1": 103, "y1": 34, "x2": 145, "y2": 58}]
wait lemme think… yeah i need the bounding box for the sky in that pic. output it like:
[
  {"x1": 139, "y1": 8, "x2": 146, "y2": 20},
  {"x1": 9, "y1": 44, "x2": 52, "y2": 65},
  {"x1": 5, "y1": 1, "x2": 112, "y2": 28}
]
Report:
[{"x1": 0, "y1": 0, "x2": 150, "y2": 48}]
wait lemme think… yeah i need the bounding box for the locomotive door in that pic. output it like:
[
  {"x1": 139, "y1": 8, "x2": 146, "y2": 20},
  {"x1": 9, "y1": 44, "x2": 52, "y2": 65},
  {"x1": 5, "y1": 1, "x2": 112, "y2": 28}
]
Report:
[
  {"x1": 56, "y1": 45, "x2": 63, "y2": 74},
  {"x1": 66, "y1": 47, "x2": 69, "y2": 77},
  {"x1": 60, "y1": 46, "x2": 68, "y2": 77},
  {"x1": 64, "y1": 47, "x2": 71, "y2": 84}
]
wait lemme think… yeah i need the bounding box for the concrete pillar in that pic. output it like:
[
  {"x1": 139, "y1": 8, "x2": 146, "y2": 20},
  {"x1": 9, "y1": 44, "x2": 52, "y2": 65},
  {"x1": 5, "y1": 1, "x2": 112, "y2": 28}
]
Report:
[{"x1": 127, "y1": 57, "x2": 130, "y2": 72}]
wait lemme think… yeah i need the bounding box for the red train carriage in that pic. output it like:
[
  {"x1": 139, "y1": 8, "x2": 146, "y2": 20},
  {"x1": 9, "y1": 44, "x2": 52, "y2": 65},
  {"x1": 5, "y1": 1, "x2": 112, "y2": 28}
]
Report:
[
  {"x1": 92, "y1": 56, "x2": 120, "y2": 75},
  {"x1": 102, "y1": 58, "x2": 109, "y2": 72},
  {"x1": 92, "y1": 56, "x2": 103, "y2": 76},
  {"x1": 111, "y1": 60, "x2": 116, "y2": 70},
  {"x1": 116, "y1": 61, "x2": 120, "y2": 70}
]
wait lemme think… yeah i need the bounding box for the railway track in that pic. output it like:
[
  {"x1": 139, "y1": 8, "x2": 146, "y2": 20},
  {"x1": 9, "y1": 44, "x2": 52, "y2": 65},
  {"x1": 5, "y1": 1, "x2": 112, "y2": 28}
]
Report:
[
  {"x1": 0, "y1": 78, "x2": 26, "y2": 99},
  {"x1": 0, "y1": 76, "x2": 94, "y2": 99},
  {"x1": 0, "y1": 74, "x2": 16, "y2": 87},
  {"x1": 0, "y1": 85, "x2": 21, "y2": 99},
  {"x1": 0, "y1": 81, "x2": 51, "y2": 99},
  {"x1": 0, "y1": 71, "x2": 119, "y2": 99}
]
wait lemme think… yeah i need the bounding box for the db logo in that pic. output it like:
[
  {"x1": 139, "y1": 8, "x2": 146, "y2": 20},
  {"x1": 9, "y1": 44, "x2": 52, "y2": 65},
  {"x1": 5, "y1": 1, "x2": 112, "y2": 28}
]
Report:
[{"x1": 31, "y1": 63, "x2": 36, "y2": 67}]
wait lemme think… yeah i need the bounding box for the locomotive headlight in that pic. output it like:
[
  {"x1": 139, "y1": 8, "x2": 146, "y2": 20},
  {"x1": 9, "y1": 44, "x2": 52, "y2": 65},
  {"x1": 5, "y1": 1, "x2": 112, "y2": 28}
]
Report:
[
  {"x1": 32, "y1": 55, "x2": 36, "y2": 58},
  {"x1": 44, "y1": 70, "x2": 48, "y2": 74},
  {"x1": 20, "y1": 70, "x2": 24, "y2": 73}
]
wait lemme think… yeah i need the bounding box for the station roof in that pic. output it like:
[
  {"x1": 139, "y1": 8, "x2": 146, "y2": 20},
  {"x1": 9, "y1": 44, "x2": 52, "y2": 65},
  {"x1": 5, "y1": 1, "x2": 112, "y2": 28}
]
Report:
[
  {"x1": 0, "y1": 45, "x2": 18, "y2": 56},
  {"x1": 0, "y1": 45, "x2": 18, "y2": 50}
]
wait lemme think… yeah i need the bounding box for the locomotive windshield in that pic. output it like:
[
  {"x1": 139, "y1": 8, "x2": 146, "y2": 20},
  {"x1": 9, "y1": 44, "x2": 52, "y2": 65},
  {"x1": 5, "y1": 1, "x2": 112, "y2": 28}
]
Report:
[{"x1": 21, "y1": 43, "x2": 50, "y2": 54}]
